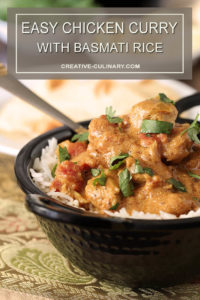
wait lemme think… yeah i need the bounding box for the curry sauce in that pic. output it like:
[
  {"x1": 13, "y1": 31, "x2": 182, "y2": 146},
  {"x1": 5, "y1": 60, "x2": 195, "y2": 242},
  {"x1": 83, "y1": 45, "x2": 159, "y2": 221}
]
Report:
[{"x1": 50, "y1": 95, "x2": 200, "y2": 216}]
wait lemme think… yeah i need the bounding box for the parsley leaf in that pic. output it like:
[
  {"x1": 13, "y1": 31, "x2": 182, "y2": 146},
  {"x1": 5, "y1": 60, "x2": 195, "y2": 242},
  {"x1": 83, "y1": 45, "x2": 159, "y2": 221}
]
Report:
[
  {"x1": 141, "y1": 120, "x2": 173, "y2": 134},
  {"x1": 188, "y1": 127, "x2": 200, "y2": 144},
  {"x1": 51, "y1": 164, "x2": 57, "y2": 178},
  {"x1": 106, "y1": 106, "x2": 123, "y2": 124},
  {"x1": 59, "y1": 146, "x2": 70, "y2": 163},
  {"x1": 71, "y1": 132, "x2": 89, "y2": 143},
  {"x1": 166, "y1": 178, "x2": 186, "y2": 192},
  {"x1": 159, "y1": 93, "x2": 175, "y2": 105},
  {"x1": 109, "y1": 153, "x2": 129, "y2": 170},
  {"x1": 93, "y1": 170, "x2": 107, "y2": 186},
  {"x1": 91, "y1": 168, "x2": 100, "y2": 177},
  {"x1": 180, "y1": 114, "x2": 200, "y2": 144},
  {"x1": 143, "y1": 167, "x2": 154, "y2": 177},
  {"x1": 134, "y1": 159, "x2": 154, "y2": 176},
  {"x1": 134, "y1": 159, "x2": 144, "y2": 174},
  {"x1": 109, "y1": 202, "x2": 119, "y2": 210},
  {"x1": 119, "y1": 168, "x2": 134, "y2": 197},
  {"x1": 188, "y1": 171, "x2": 200, "y2": 180},
  {"x1": 193, "y1": 197, "x2": 199, "y2": 201}
]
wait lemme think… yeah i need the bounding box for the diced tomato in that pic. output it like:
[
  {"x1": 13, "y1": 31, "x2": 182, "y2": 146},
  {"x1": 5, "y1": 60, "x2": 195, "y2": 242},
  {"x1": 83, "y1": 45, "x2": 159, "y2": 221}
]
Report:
[
  {"x1": 56, "y1": 161, "x2": 84, "y2": 192},
  {"x1": 67, "y1": 142, "x2": 87, "y2": 159},
  {"x1": 51, "y1": 178, "x2": 62, "y2": 192},
  {"x1": 78, "y1": 163, "x2": 91, "y2": 172},
  {"x1": 78, "y1": 163, "x2": 91, "y2": 181},
  {"x1": 139, "y1": 133, "x2": 154, "y2": 146}
]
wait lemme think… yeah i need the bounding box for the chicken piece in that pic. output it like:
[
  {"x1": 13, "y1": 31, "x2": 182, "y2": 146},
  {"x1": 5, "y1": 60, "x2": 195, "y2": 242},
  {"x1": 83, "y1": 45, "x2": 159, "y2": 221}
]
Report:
[
  {"x1": 56, "y1": 140, "x2": 87, "y2": 161},
  {"x1": 126, "y1": 156, "x2": 154, "y2": 184},
  {"x1": 51, "y1": 161, "x2": 84, "y2": 193},
  {"x1": 183, "y1": 150, "x2": 200, "y2": 174},
  {"x1": 139, "y1": 132, "x2": 168, "y2": 148},
  {"x1": 88, "y1": 115, "x2": 130, "y2": 166},
  {"x1": 131, "y1": 140, "x2": 172, "y2": 179},
  {"x1": 162, "y1": 124, "x2": 193, "y2": 163},
  {"x1": 84, "y1": 176, "x2": 121, "y2": 211},
  {"x1": 130, "y1": 98, "x2": 178, "y2": 130},
  {"x1": 171, "y1": 167, "x2": 200, "y2": 198},
  {"x1": 123, "y1": 184, "x2": 198, "y2": 216},
  {"x1": 71, "y1": 151, "x2": 96, "y2": 171}
]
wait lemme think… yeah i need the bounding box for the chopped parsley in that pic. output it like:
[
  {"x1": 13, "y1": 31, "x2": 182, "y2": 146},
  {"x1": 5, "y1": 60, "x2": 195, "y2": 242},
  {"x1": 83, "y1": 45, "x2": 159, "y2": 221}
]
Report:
[
  {"x1": 109, "y1": 202, "x2": 119, "y2": 210},
  {"x1": 71, "y1": 132, "x2": 89, "y2": 143},
  {"x1": 166, "y1": 178, "x2": 186, "y2": 192},
  {"x1": 193, "y1": 197, "x2": 199, "y2": 201},
  {"x1": 141, "y1": 119, "x2": 173, "y2": 134},
  {"x1": 134, "y1": 159, "x2": 154, "y2": 176},
  {"x1": 188, "y1": 171, "x2": 200, "y2": 180},
  {"x1": 91, "y1": 168, "x2": 101, "y2": 177},
  {"x1": 59, "y1": 146, "x2": 70, "y2": 163},
  {"x1": 143, "y1": 167, "x2": 154, "y2": 177},
  {"x1": 159, "y1": 93, "x2": 175, "y2": 105},
  {"x1": 106, "y1": 106, "x2": 123, "y2": 124},
  {"x1": 118, "y1": 168, "x2": 134, "y2": 197},
  {"x1": 134, "y1": 159, "x2": 144, "y2": 174},
  {"x1": 51, "y1": 164, "x2": 57, "y2": 178},
  {"x1": 93, "y1": 170, "x2": 107, "y2": 186},
  {"x1": 181, "y1": 114, "x2": 200, "y2": 144},
  {"x1": 109, "y1": 153, "x2": 129, "y2": 170}
]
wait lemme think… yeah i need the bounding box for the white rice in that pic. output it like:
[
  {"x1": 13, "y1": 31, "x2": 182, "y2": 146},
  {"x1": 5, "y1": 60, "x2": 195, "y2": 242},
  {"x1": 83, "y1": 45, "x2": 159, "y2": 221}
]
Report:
[{"x1": 30, "y1": 138, "x2": 200, "y2": 220}]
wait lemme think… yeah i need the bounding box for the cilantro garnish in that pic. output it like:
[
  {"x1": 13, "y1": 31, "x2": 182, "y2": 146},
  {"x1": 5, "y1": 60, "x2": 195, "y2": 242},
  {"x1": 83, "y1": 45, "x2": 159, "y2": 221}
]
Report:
[
  {"x1": 106, "y1": 106, "x2": 123, "y2": 124},
  {"x1": 134, "y1": 159, "x2": 154, "y2": 176},
  {"x1": 109, "y1": 153, "x2": 129, "y2": 170},
  {"x1": 118, "y1": 168, "x2": 134, "y2": 197},
  {"x1": 59, "y1": 146, "x2": 70, "y2": 163},
  {"x1": 93, "y1": 170, "x2": 107, "y2": 186},
  {"x1": 159, "y1": 93, "x2": 175, "y2": 105},
  {"x1": 51, "y1": 164, "x2": 57, "y2": 178},
  {"x1": 71, "y1": 132, "x2": 89, "y2": 143},
  {"x1": 166, "y1": 178, "x2": 186, "y2": 192},
  {"x1": 109, "y1": 203, "x2": 119, "y2": 210},
  {"x1": 188, "y1": 171, "x2": 200, "y2": 180},
  {"x1": 181, "y1": 114, "x2": 200, "y2": 144},
  {"x1": 91, "y1": 168, "x2": 100, "y2": 177},
  {"x1": 141, "y1": 120, "x2": 173, "y2": 134}
]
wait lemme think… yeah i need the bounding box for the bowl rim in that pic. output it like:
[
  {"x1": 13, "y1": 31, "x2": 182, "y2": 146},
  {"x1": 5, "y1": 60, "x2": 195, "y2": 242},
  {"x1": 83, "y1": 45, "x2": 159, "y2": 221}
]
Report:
[{"x1": 14, "y1": 121, "x2": 200, "y2": 229}]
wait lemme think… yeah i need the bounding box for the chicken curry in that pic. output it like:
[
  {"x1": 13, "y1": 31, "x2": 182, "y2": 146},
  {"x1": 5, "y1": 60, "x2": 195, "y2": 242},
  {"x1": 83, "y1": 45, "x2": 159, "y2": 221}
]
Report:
[{"x1": 50, "y1": 94, "x2": 200, "y2": 216}]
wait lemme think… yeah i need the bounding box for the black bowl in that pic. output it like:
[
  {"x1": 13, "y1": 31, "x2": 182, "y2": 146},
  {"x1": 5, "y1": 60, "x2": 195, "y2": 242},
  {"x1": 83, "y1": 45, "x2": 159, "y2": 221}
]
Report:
[{"x1": 15, "y1": 121, "x2": 200, "y2": 288}]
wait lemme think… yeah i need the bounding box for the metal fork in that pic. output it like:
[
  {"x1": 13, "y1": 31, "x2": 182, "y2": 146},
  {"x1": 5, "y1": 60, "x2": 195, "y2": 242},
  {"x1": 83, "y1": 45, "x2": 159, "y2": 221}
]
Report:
[{"x1": 0, "y1": 63, "x2": 87, "y2": 133}]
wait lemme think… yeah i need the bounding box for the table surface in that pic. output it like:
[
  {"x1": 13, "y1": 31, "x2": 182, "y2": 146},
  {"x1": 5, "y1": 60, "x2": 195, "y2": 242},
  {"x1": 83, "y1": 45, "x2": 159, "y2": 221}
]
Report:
[{"x1": 0, "y1": 60, "x2": 200, "y2": 300}]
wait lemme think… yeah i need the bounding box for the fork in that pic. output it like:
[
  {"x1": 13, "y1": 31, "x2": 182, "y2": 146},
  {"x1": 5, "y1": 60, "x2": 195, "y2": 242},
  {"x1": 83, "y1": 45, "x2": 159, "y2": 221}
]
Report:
[{"x1": 0, "y1": 63, "x2": 87, "y2": 134}]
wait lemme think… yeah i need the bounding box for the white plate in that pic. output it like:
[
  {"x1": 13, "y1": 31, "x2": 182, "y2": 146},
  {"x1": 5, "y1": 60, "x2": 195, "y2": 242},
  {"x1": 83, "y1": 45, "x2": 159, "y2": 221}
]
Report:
[{"x1": 0, "y1": 79, "x2": 197, "y2": 157}]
